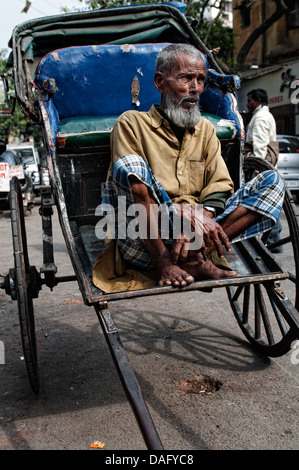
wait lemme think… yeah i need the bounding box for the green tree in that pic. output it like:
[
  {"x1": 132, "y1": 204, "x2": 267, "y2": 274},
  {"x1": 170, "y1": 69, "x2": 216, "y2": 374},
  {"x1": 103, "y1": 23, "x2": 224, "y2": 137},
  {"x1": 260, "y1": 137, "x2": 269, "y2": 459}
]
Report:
[
  {"x1": 0, "y1": 49, "x2": 41, "y2": 144},
  {"x1": 78, "y1": 0, "x2": 236, "y2": 69}
]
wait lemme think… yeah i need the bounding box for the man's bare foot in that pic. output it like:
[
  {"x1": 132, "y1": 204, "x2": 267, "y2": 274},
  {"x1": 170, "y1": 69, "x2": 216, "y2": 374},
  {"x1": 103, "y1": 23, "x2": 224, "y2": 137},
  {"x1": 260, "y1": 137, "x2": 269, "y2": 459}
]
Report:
[
  {"x1": 156, "y1": 251, "x2": 194, "y2": 287},
  {"x1": 156, "y1": 250, "x2": 237, "y2": 287},
  {"x1": 181, "y1": 251, "x2": 238, "y2": 280}
]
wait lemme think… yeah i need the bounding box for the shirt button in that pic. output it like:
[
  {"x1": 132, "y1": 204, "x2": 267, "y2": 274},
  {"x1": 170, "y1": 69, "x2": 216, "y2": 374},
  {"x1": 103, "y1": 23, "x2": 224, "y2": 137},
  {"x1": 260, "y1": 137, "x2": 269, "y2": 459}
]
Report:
[{"x1": 178, "y1": 171, "x2": 182, "y2": 176}]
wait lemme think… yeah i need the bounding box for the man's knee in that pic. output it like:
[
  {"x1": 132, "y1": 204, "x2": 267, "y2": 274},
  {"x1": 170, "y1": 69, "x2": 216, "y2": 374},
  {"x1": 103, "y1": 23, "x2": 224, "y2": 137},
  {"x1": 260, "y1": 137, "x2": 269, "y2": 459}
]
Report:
[
  {"x1": 259, "y1": 169, "x2": 283, "y2": 187},
  {"x1": 248, "y1": 170, "x2": 284, "y2": 198}
]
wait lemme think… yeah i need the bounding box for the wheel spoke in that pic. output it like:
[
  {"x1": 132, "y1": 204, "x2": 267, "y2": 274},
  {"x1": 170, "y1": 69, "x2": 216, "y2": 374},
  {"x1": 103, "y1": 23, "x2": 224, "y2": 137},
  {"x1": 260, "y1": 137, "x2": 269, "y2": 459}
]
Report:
[
  {"x1": 232, "y1": 285, "x2": 243, "y2": 302},
  {"x1": 267, "y1": 291, "x2": 289, "y2": 336},
  {"x1": 254, "y1": 284, "x2": 275, "y2": 345},
  {"x1": 265, "y1": 282, "x2": 299, "y2": 333},
  {"x1": 267, "y1": 235, "x2": 291, "y2": 253},
  {"x1": 242, "y1": 285, "x2": 250, "y2": 324},
  {"x1": 287, "y1": 272, "x2": 296, "y2": 283},
  {"x1": 254, "y1": 286, "x2": 261, "y2": 340}
]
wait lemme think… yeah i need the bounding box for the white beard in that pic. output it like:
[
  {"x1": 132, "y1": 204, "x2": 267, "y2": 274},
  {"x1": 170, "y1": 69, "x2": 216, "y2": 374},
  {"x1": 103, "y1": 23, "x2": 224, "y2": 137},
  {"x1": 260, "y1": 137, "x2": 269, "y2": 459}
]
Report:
[{"x1": 164, "y1": 93, "x2": 201, "y2": 129}]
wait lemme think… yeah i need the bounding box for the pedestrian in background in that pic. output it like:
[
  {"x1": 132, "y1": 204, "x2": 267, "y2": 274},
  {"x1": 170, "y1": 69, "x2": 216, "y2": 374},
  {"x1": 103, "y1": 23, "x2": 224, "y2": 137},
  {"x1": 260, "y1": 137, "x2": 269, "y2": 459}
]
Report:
[
  {"x1": 245, "y1": 88, "x2": 279, "y2": 165},
  {"x1": 244, "y1": 88, "x2": 282, "y2": 252}
]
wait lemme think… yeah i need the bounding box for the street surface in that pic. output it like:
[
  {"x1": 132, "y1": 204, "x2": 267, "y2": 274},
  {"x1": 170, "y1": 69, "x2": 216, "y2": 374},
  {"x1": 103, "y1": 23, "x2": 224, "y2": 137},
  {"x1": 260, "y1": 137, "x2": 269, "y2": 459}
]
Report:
[{"x1": 0, "y1": 198, "x2": 299, "y2": 451}]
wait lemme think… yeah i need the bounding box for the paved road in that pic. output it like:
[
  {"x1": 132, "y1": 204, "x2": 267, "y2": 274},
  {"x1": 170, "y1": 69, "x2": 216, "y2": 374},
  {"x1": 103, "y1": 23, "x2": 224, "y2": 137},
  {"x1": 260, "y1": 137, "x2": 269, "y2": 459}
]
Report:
[{"x1": 0, "y1": 199, "x2": 299, "y2": 451}]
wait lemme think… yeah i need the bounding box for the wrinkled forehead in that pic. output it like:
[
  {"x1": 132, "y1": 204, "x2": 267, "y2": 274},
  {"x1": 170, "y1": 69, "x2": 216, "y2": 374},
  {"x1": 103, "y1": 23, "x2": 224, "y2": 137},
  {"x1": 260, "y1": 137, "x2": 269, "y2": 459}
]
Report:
[{"x1": 171, "y1": 53, "x2": 206, "y2": 74}]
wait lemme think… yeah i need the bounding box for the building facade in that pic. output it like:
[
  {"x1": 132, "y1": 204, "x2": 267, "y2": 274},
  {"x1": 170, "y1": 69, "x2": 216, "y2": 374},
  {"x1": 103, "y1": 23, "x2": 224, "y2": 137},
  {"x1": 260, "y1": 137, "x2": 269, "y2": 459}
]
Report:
[
  {"x1": 233, "y1": 0, "x2": 299, "y2": 135},
  {"x1": 205, "y1": 0, "x2": 233, "y2": 28}
]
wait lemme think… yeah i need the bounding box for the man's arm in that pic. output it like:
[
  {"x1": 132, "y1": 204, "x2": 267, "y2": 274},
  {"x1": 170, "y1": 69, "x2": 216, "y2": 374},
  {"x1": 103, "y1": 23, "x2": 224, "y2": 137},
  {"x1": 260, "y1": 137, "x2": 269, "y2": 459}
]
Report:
[
  {"x1": 110, "y1": 111, "x2": 147, "y2": 165},
  {"x1": 202, "y1": 191, "x2": 231, "y2": 216}
]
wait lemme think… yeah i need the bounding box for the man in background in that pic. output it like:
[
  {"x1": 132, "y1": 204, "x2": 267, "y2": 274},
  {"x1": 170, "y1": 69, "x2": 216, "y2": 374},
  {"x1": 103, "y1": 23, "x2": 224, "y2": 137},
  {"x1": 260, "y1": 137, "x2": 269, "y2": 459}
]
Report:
[{"x1": 245, "y1": 88, "x2": 282, "y2": 252}]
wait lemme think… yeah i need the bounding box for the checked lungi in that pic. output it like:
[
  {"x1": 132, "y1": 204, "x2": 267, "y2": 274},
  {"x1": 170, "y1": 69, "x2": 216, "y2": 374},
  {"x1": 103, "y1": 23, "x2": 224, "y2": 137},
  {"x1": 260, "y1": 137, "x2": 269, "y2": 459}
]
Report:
[{"x1": 100, "y1": 154, "x2": 285, "y2": 269}]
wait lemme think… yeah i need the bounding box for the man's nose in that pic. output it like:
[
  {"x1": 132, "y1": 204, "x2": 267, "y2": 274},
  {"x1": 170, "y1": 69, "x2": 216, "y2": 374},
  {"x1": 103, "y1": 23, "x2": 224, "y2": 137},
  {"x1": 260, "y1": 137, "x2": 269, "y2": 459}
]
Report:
[{"x1": 189, "y1": 78, "x2": 201, "y2": 93}]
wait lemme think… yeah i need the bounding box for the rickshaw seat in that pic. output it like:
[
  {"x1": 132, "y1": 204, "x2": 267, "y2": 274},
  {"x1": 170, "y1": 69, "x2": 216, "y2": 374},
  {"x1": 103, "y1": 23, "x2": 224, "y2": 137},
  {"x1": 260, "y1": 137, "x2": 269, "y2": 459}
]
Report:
[
  {"x1": 34, "y1": 43, "x2": 243, "y2": 152},
  {"x1": 55, "y1": 112, "x2": 236, "y2": 151}
]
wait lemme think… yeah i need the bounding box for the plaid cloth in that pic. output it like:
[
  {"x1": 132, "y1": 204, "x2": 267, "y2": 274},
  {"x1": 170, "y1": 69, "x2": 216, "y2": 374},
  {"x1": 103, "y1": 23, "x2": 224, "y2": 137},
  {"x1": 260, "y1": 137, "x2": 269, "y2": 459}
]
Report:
[
  {"x1": 101, "y1": 155, "x2": 285, "y2": 268},
  {"x1": 215, "y1": 169, "x2": 285, "y2": 242}
]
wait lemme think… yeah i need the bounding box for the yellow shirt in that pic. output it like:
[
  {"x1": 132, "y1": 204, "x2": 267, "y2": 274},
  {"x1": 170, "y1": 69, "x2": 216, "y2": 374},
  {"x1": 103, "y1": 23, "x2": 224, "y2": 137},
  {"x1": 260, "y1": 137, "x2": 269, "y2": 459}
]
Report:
[{"x1": 110, "y1": 104, "x2": 234, "y2": 206}]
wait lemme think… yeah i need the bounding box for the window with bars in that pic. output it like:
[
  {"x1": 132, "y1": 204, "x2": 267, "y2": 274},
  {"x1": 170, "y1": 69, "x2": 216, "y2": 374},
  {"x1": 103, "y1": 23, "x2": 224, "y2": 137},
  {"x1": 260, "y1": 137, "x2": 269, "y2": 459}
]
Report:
[
  {"x1": 287, "y1": 0, "x2": 299, "y2": 30},
  {"x1": 234, "y1": 1, "x2": 252, "y2": 29}
]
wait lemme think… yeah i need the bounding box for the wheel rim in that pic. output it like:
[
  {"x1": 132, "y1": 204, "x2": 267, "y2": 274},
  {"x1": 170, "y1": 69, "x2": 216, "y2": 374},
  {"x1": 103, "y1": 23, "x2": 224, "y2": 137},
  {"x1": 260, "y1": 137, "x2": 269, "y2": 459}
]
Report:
[
  {"x1": 228, "y1": 157, "x2": 299, "y2": 357},
  {"x1": 227, "y1": 282, "x2": 298, "y2": 357},
  {"x1": 10, "y1": 177, "x2": 39, "y2": 393},
  {"x1": 266, "y1": 187, "x2": 299, "y2": 311}
]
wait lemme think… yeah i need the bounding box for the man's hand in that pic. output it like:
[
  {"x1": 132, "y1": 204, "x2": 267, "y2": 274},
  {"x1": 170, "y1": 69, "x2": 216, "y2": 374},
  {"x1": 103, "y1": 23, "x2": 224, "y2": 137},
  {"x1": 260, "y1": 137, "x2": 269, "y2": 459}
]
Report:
[
  {"x1": 171, "y1": 233, "x2": 195, "y2": 264},
  {"x1": 200, "y1": 209, "x2": 231, "y2": 257},
  {"x1": 171, "y1": 204, "x2": 231, "y2": 263}
]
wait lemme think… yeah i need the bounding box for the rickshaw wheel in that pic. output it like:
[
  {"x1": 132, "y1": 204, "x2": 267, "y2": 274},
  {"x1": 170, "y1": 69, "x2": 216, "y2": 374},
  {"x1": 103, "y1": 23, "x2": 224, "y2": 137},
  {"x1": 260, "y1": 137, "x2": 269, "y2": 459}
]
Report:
[
  {"x1": 10, "y1": 177, "x2": 40, "y2": 393},
  {"x1": 227, "y1": 156, "x2": 299, "y2": 357}
]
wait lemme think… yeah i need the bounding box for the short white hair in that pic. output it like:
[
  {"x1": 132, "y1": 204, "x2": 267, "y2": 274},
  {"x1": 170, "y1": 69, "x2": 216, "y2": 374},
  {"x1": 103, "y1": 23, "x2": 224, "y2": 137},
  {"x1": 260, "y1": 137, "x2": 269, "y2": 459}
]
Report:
[{"x1": 156, "y1": 44, "x2": 204, "y2": 76}]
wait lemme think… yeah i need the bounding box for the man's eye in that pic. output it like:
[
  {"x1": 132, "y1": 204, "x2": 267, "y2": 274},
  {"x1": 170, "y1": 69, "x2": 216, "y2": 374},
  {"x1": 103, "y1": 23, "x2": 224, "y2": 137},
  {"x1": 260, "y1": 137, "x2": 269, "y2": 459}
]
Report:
[
  {"x1": 177, "y1": 75, "x2": 205, "y2": 84},
  {"x1": 179, "y1": 76, "x2": 191, "y2": 83}
]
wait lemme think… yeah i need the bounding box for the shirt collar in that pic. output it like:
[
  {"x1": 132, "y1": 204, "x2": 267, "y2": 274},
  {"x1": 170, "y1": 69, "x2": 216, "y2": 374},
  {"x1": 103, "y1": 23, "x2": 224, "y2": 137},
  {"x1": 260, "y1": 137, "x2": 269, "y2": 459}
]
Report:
[
  {"x1": 149, "y1": 104, "x2": 164, "y2": 128},
  {"x1": 253, "y1": 104, "x2": 263, "y2": 114}
]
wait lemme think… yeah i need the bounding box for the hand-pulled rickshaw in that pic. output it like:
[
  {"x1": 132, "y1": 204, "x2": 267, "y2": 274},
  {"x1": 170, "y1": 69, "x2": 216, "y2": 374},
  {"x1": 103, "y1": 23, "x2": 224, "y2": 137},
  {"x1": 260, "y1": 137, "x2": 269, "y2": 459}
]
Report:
[{"x1": 1, "y1": 2, "x2": 299, "y2": 450}]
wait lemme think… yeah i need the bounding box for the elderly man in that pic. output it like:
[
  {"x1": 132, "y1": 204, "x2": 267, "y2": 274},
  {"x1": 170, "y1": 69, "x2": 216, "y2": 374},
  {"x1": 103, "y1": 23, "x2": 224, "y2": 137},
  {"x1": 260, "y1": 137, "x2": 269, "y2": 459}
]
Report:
[{"x1": 98, "y1": 44, "x2": 284, "y2": 289}]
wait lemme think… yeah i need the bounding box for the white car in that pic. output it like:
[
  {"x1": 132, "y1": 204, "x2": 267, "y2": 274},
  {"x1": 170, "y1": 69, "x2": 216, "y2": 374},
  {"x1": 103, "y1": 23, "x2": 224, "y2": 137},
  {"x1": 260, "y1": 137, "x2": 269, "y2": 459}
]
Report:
[
  {"x1": 0, "y1": 149, "x2": 34, "y2": 213},
  {"x1": 277, "y1": 134, "x2": 299, "y2": 201},
  {"x1": 7, "y1": 143, "x2": 49, "y2": 194}
]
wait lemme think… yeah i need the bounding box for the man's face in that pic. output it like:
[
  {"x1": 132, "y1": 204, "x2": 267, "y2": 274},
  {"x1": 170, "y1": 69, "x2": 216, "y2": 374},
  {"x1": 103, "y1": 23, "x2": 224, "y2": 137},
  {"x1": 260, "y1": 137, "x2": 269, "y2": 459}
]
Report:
[
  {"x1": 247, "y1": 93, "x2": 261, "y2": 113},
  {"x1": 155, "y1": 53, "x2": 206, "y2": 128},
  {"x1": 155, "y1": 54, "x2": 206, "y2": 129}
]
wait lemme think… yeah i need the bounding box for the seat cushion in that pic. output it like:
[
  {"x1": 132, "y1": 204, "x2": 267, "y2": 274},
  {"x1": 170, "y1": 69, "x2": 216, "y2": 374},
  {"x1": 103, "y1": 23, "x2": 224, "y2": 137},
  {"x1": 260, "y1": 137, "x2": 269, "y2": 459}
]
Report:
[
  {"x1": 56, "y1": 115, "x2": 119, "y2": 149},
  {"x1": 201, "y1": 112, "x2": 236, "y2": 140},
  {"x1": 56, "y1": 112, "x2": 236, "y2": 151}
]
